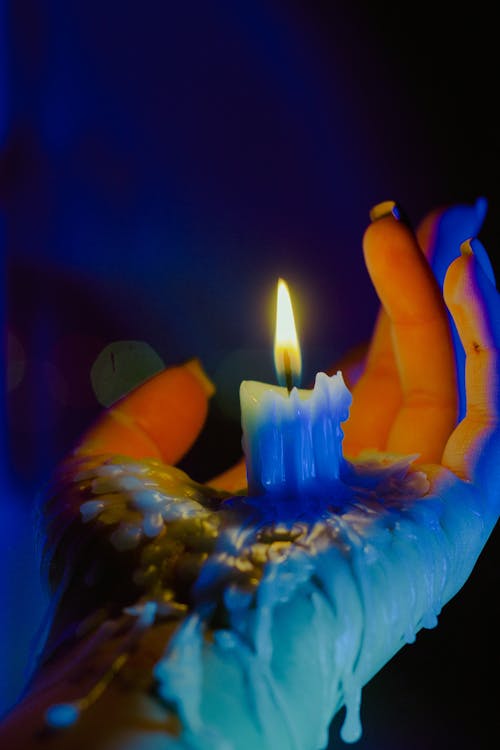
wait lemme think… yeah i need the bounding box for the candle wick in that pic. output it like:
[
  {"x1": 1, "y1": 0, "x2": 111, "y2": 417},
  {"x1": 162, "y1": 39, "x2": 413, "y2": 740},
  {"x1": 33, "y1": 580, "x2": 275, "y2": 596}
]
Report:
[{"x1": 283, "y1": 349, "x2": 293, "y2": 393}]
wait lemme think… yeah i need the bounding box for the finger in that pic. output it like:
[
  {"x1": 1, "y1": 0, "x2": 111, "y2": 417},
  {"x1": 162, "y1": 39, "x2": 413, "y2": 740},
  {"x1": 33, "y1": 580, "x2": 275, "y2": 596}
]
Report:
[
  {"x1": 342, "y1": 202, "x2": 407, "y2": 457},
  {"x1": 417, "y1": 198, "x2": 490, "y2": 424},
  {"x1": 343, "y1": 200, "x2": 450, "y2": 458},
  {"x1": 74, "y1": 358, "x2": 214, "y2": 465},
  {"x1": 342, "y1": 306, "x2": 402, "y2": 457},
  {"x1": 343, "y1": 201, "x2": 442, "y2": 458},
  {"x1": 443, "y1": 241, "x2": 500, "y2": 480},
  {"x1": 207, "y1": 456, "x2": 247, "y2": 493},
  {"x1": 363, "y1": 208, "x2": 458, "y2": 463}
]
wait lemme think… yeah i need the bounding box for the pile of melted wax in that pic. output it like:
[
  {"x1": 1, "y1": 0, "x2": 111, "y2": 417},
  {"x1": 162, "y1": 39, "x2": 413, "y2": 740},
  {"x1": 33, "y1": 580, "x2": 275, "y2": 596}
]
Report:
[{"x1": 41, "y1": 450, "x2": 486, "y2": 750}]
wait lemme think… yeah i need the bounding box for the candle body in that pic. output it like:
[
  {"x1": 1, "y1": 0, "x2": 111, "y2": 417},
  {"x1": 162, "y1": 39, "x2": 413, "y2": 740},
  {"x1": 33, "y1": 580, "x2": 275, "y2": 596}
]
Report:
[{"x1": 240, "y1": 371, "x2": 352, "y2": 496}]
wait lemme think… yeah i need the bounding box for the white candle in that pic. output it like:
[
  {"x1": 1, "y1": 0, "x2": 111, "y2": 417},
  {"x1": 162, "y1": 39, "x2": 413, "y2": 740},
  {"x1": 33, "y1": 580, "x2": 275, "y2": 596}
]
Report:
[
  {"x1": 240, "y1": 278, "x2": 352, "y2": 497},
  {"x1": 240, "y1": 371, "x2": 352, "y2": 495}
]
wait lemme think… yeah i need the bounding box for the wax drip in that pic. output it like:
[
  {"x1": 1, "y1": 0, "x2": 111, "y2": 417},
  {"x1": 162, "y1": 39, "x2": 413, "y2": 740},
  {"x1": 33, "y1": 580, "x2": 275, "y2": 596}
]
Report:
[
  {"x1": 340, "y1": 684, "x2": 362, "y2": 744},
  {"x1": 45, "y1": 602, "x2": 157, "y2": 730},
  {"x1": 42, "y1": 448, "x2": 463, "y2": 747},
  {"x1": 404, "y1": 625, "x2": 416, "y2": 644},
  {"x1": 153, "y1": 614, "x2": 204, "y2": 731},
  {"x1": 421, "y1": 609, "x2": 439, "y2": 629}
]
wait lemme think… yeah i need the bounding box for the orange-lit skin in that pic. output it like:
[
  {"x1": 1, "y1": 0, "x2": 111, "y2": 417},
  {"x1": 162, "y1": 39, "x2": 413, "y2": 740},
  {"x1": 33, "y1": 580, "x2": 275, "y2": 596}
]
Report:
[
  {"x1": 74, "y1": 358, "x2": 214, "y2": 467},
  {"x1": 340, "y1": 306, "x2": 402, "y2": 457},
  {"x1": 345, "y1": 213, "x2": 458, "y2": 463},
  {"x1": 338, "y1": 205, "x2": 450, "y2": 458}
]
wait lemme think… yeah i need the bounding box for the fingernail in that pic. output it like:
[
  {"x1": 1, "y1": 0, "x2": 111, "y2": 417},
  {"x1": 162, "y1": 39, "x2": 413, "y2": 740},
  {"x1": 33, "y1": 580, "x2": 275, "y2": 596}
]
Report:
[
  {"x1": 460, "y1": 238, "x2": 474, "y2": 256},
  {"x1": 184, "y1": 358, "x2": 216, "y2": 397},
  {"x1": 369, "y1": 200, "x2": 411, "y2": 226}
]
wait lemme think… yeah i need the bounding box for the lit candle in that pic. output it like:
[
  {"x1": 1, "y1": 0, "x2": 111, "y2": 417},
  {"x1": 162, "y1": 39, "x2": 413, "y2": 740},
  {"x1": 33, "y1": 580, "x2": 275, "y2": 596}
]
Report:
[{"x1": 240, "y1": 279, "x2": 352, "y2": 497}]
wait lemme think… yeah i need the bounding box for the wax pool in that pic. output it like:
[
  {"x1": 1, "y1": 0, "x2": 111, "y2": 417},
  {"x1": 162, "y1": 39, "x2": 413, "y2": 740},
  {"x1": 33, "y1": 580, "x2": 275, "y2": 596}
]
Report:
[{"x1": 239, "y1": 371, "x2": 352, "y2": 496}]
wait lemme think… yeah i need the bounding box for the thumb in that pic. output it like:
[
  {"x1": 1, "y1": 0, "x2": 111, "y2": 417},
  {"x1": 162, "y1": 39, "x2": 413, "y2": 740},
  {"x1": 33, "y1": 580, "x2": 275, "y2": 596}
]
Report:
[{"x1": 74, "y1": 358, "x2": 214, "y2": 466}]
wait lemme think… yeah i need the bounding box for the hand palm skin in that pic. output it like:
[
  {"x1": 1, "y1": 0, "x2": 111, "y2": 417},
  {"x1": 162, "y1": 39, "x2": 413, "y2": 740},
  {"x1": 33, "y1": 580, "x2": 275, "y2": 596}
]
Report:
[{"x1": 1, "y1": 199, "x2": 499, "y2": 750}]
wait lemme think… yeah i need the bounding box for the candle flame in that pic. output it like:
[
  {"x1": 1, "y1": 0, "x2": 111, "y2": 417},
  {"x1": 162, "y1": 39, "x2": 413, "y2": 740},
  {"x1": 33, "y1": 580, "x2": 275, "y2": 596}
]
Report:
[{"x1": 274, "y1": 278, "x2": 302, "y2": 389}]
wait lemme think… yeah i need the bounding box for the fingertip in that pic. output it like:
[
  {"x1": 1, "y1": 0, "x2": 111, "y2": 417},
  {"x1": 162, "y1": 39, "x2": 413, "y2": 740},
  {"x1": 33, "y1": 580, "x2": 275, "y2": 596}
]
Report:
[
  {"x1": 363, "y1": 208, "x2": 434, "y2": 320},
  {"x1": 184, "y1": 357, "x2": 216, "y2": 398},
  {"x1": 117, "y1": 360, "x2": 213, "y2": 463},
  {"x1": 363, "y1": 206, "x2": 414, "y2": 262},
  {"x1": 444, "y1": 243, "x2": 500, "y2": 357},
  {"x1": 76, "y1": 359, "x2": 214, "y2": 465},
  {"x1": 443, "y1": 252, "x2": 471, "y2": 309},
  {"x1": 443, "y1": 238, "x2": 496, "y2": 310}
]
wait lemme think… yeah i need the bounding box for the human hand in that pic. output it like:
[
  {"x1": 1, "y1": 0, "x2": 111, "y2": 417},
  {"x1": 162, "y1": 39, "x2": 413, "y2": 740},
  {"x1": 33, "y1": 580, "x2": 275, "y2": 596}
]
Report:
[{"x1": 2, "y1": 198, "x2": 499, "y2": 750}]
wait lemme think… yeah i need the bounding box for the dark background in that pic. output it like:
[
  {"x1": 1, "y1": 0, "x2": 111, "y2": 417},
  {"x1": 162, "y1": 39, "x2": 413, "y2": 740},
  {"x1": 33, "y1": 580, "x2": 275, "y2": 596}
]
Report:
[{"x1": 1, "y1": 1, "x2": 499, "y2": 747}]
